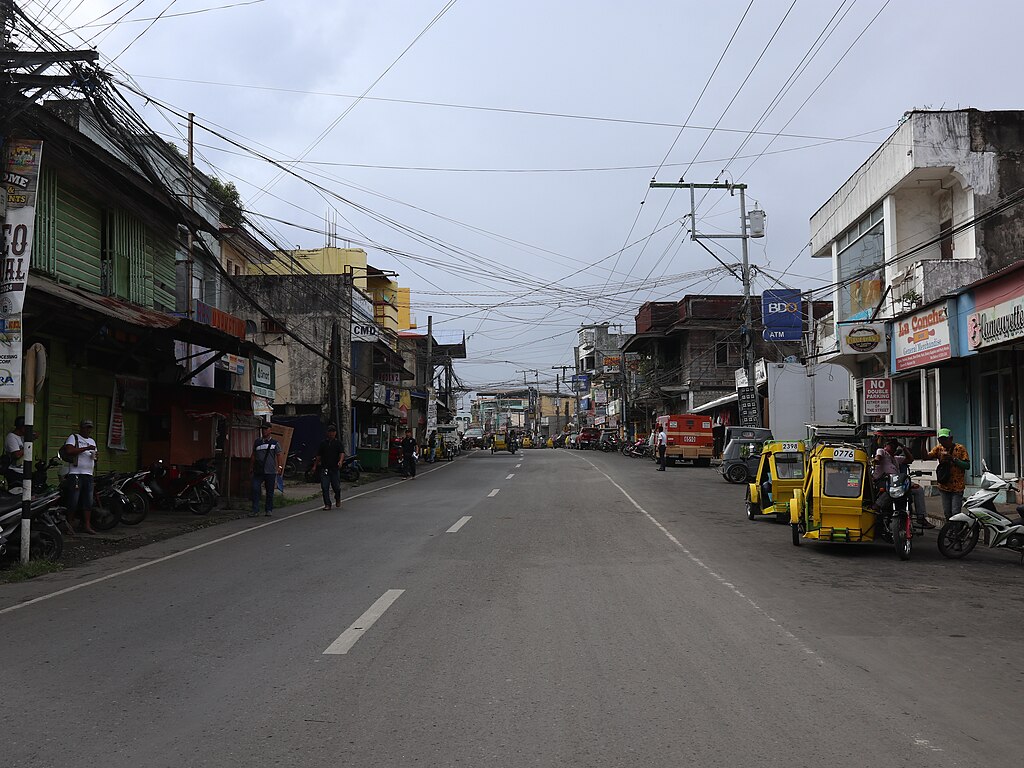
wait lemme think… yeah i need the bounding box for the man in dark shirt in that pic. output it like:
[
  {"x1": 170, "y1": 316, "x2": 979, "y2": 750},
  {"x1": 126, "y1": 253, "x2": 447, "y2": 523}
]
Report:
[
  {"x1": 315, "y1": 424, "x2": 346, "y2": 509},
  {"x1": 401, "y1": 429, "x2": 418, "y2": 480}
]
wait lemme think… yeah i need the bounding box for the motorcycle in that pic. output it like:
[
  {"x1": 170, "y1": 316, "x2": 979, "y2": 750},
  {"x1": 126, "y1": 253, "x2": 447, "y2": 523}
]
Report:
[
  {"x1": 147, "y1": 459, "x2": 218, "y2": 515},
  {"x1": 90, "y1": 472, "x2": 138, "y2": 532},
  {"x1": 937, "y1": 462, "x2": 1024, "y2": 562},
  {"x1": 875, "y1": 468, "x2": 927, "y2": 561},
  {"x1": 340, "y1": 455, "x2": 362, "y2": 483},
  {"x1": 599, "y1": 436, "x2": 621, "y2": 453},
  {"x1": 0, "y1": 457, "x2": 65, "y2": 561},
  {"x1": 623, "y1": 439, "x2": 651, "y2": 459}
]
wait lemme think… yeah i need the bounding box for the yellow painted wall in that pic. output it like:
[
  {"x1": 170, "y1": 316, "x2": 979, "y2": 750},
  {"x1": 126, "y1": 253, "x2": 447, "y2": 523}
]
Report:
[
  {"x1": 397, "y1": 287, "x2": 412, "y2": 330},
  {"x1": 262, "y1": 247, "x2": 368, "y2": 290}
]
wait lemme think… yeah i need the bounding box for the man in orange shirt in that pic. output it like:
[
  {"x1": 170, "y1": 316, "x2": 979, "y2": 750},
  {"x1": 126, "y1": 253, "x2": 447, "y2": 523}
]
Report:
[{"x1": 927, "y1": 428, "x2": 971, "y2": 520}]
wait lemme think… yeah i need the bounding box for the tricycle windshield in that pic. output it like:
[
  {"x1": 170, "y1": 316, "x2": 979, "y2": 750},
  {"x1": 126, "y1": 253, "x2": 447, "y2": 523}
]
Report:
[
  {"x1": 773, "y1": 453, "x2": 804, "y2": 480},
  {"x1": 822, "y1": 460, "x2": 864, "y2": 498}
]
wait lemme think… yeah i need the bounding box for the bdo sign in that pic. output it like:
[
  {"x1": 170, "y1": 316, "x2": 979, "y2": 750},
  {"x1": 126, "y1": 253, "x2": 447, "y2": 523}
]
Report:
[{"x1": 762, "y1": 289, "x2": 802, "y2": 342}]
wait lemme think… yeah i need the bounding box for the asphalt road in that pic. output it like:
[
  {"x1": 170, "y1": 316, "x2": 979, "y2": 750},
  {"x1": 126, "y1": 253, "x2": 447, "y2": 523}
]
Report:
[{"x1": 3, "y1": 448, "x2": 1022, "y2": 767}]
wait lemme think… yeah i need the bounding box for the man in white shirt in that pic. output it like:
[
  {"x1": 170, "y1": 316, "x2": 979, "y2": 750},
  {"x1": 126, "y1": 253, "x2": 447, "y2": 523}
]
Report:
[
  {"x1": 656, "y1": 424, "x2": 668, "y2": 471},
  {"x1": 63, "y1": 419, "x2": 99, "y2": 534},
  {"x1": 4, "y1": 415, "x2": 27, "y2": 490}
]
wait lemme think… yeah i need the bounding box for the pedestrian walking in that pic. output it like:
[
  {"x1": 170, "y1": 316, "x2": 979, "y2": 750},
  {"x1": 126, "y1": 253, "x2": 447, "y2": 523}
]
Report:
[
  {"x1": 61, "y1": 419, "x2": 99, "y2": 534},
  {"x1": 315, "y1": 424, "x2": 345, "y2": 510},
  {"x1": 927, "y1": 428, "x2": 971, "y2": 519},
  {"x1": 401, "y1": 428, "x2": 418, "y2": 479},
  {"x1": 656, "y1": 424, "x2": 667, "y2": 471},
  {"x1": 4, "y1": 415, "x2": 28, "y2": 490},
  {"x1": 250, "y1": 422, "x2": 282, "y2": 517},
  {"x1": 426, "y1": 430, "x2": 437, "y2": 463}
]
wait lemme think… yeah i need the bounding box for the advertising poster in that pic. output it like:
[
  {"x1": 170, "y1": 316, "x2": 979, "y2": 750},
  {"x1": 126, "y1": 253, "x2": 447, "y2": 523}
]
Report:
[{"x1": 0, "y1": 139, "x2": 43, "y2": 401}]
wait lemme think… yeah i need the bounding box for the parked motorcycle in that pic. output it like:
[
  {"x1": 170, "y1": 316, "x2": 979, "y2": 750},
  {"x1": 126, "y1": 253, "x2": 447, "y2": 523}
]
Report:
[
  {"x1": 937, "y1": 462, "x2": 1024, "y2": 562},
  {"x1": 90, "y1": 473, "x2": 138, "y2": 532},
  {"x1": 147, "y1": 459, "x2": 218, "y2": 515},
  {"x1": 599, "y1": 435, "x2": 621, "y2": 453},
  {"x1": 0, "y1": 457, "x2": 65, "y2": 561},
  {"x1": 623, "y1": 439, "x2": 651, "y2": 459},
  {"x1": 340, "y1": 455, "x2": 362, "y2": 483}
]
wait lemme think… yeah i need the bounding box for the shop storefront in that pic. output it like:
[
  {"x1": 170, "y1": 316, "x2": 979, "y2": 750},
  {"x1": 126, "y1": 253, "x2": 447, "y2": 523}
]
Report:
[{"x1": 958, "y1": 264, "x2": 1024, "y2": 479}]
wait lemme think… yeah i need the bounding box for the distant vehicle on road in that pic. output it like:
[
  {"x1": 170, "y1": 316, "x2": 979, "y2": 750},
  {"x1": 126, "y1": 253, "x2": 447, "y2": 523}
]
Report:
[
  {"x1": 462, "y1": 428, "x2": 484, "y2": 449},
  {"x1": 657, "y1": 414, "x2": 714, "y2": 467}
]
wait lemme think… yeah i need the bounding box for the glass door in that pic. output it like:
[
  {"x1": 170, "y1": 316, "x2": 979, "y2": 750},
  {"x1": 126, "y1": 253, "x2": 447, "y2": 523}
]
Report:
[{"x1": 980, "y1": 370, "x2": 1018, "y2": 477}]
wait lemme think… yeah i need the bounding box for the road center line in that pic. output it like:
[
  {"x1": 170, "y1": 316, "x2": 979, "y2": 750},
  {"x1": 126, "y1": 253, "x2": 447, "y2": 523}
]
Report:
[
  {"x1": 446, "y1": 516, "x2": 472, "y2": 533},
  {"x1": 515, "y1": 464, "x2": 522, "y2": 468},
  {"x1": 488, "y1": 488, "x2": 500, "y2": 497},
  {"x1": 0, "y1": 461, "x2": 459, "y2": 615},
  {"x1": 506, "y1": 473, "x2": 515, "y2": 479},
  {"x1": 323, "y1": 589, "x2": 405, "y2": 655}
]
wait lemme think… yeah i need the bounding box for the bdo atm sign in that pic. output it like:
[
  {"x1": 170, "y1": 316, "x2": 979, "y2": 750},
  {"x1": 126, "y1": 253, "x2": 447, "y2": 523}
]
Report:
[{"x1": 762, "y1": 289, "x2": 802, "y2": 342}]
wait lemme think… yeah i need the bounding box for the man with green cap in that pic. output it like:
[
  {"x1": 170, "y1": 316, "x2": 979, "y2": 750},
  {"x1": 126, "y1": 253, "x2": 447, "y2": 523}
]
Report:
[{"x1": 927, "y1": 428, "x2": 971, "y2": 519}]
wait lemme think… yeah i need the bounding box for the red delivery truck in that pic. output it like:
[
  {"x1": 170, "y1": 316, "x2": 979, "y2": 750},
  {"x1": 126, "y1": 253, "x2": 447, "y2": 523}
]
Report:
[{"x1": 656, "y1": 414, "x2": 714, "y2": 467}]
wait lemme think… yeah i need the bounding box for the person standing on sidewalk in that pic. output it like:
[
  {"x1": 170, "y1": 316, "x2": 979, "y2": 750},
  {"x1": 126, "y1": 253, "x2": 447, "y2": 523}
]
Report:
[
  {"x1": 315, "y1": 424, "x2": 345, "y2": 510},
  {"x1": 250, "y1": 423, "x2": 282, "y2": 517},
  {"x1": 655, "y1": 424, "x2": 667, "y2": 471},
  {"x1": 4, "y1": 415, "x2": 28, "y2": 490},
  {"x1": 927, "y1": 428, "x2": 970, "y2": 519},
  {"x1": 401, "y1": 428, "x2": 418, "y2": 479},
  {"x1": 62, "y1": 419, "x2": 98, "y2": 534}
]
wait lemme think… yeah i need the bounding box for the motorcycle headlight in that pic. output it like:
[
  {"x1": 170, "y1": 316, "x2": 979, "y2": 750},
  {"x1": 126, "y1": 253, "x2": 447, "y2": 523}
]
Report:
[{"x1": 889, "y1": 484, "x2": 907, "y2": 499}]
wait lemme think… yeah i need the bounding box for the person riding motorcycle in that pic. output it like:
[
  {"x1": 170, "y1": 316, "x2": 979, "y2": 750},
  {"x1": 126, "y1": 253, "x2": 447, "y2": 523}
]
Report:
[{"x1": 872, "y1": 438, "x2": 933, "y2": 529}]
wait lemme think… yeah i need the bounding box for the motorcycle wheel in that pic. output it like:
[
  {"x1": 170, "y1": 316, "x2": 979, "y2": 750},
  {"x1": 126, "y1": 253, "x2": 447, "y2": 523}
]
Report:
[
  {"x1": 892, "y1": 512, "x2": 912, "y2": 560},
  {"x1": 30, "y1": 528, "x2": 63, "y2": 560},
  {"x1": 91, "y1": 502, "x2": 121, "y2": 531},
  {"x1": 340, "y1": 468, "x2": 360, "y2": 483},
  {"x1": 187, "y1": 487, "x2": 216, "y2": 516},
  {"x1": 726, "y1": 464, "x2": 748, "y2": 483},
  {"x1": 937, "y1": 520, "x2": 980, "y2": 559},
  {"x1": 119, "y1": 491, "x2": 150, "y2": 526}
]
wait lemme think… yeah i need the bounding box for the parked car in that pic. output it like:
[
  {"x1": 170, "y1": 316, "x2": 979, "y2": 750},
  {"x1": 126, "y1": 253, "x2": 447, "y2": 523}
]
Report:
[
  {"x1": 578, "y1": 427, "x2": 602, "y2": 450},
  {"x1": 462, "y1": 428, "x2": 484, "y2": 449}
]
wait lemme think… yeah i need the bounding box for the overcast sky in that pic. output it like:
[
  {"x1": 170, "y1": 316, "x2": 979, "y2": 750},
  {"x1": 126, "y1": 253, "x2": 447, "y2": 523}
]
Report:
[{"x1": 28, "y1": 0, "x2": 1024, "y2": 399}]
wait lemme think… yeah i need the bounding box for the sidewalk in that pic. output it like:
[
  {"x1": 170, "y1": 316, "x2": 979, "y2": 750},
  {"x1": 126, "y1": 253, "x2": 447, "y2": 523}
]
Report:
[{"x1": 0, "y1": 466, "x2": 411, "y2": 581}]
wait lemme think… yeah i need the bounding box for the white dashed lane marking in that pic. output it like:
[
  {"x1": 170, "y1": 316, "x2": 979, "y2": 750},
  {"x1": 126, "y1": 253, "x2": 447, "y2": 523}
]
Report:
[
  {"x1": 323, "y1": 589, "x2": 405, "y2": 655},
  {"x1": 488, "y1": 489, "x2": 500, "y2": 497},
  {"x1": 446, "y1": 516, "x2": 472, "y2": 533}
]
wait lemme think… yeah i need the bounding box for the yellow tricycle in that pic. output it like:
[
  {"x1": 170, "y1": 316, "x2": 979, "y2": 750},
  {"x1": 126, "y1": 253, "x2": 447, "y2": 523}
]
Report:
[
  {"x1": 788, "y1": 441, "x2": 885, "y2": 550},
  {"x1": 745, "y1": 441, "x2": 806, "y2": 523}
]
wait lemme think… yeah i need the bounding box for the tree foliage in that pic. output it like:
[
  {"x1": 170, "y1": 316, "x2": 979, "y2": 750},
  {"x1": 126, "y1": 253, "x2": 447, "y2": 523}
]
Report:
[{"x1": 209, "y1": 178, "x2": 243, "y2": 227}]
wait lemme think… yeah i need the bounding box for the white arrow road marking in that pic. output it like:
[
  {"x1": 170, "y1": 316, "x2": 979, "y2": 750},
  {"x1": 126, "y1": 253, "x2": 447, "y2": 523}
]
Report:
[
  {"x1": 323, "y1": 589, "x2": 405, "y2": 655},
  {"x1": 488, "y1": 489, "x2": 500, "y2": 497},
  {"x1": 446, "y1": 516, "x2": 472, "y2": 533}
]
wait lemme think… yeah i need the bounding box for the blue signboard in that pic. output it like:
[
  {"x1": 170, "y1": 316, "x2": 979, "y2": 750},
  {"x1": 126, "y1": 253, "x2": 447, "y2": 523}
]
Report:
[
  {"x1": 763, "y1": 289, "x2": 802, "y2": 327},
  {"x1": 572, "y1": 374, "x2": 590, "y2": 393}
]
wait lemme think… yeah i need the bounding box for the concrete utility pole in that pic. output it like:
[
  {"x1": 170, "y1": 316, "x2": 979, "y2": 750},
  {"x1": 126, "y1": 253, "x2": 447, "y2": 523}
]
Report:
[
  {"x1": 516, "y1": 368, "x2": 539, "y2": 433},
  {"x1": 551, "y1": 364, "x2": 574, "y2": 433},
  {"x1": 649, "y1": 181, "x2": 762, "y2": 426}
]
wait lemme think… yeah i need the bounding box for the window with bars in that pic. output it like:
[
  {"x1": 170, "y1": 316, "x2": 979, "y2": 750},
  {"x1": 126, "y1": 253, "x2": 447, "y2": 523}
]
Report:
[{"x1": 102, "y1": 209, "x2": 149, "y2": 305}]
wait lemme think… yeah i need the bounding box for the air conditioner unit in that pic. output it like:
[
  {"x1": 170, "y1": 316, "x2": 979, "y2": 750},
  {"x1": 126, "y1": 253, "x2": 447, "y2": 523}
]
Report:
[{"x1": 838, "y1": 399, "x2": 854, "y2": 415}]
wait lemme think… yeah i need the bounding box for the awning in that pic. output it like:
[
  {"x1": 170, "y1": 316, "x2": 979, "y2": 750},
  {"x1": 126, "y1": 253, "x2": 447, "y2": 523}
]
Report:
[
  {"x1": 28, "y1": 277, "x2": 267, "y2": 358},
  {"x1": 621, "y1": 330, "x2": 667, "y2": 353},
  {"x1": 691, "y1": 392, "x2": 739, "y2": 413}
]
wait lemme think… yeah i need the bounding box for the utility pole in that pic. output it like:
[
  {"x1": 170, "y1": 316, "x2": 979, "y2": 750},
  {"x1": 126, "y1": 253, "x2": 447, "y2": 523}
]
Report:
[
  {"x1": 552, "y1": 364, "x2": 574, "y2": 434},
  {"x1": 516, "y1": 368, "x2": 539, "y2": 434},
  {"x1": 649, "y1": 180, "x2": 764, "y2": 426}
]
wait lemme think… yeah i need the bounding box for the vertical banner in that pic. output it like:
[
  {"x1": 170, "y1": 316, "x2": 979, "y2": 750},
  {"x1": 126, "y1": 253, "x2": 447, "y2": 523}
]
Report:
[{"x1": 1, "y1": 139, "x2": 44, "y2": 402}]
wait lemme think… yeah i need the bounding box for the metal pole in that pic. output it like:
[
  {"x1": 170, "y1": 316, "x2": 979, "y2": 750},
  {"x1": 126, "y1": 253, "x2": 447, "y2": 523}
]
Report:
[
  {"x1": 807, "y1": 291, "x2": 816, "y2": 424},
  {"x1": 186, "y1": 112, "x2": 195, "y2": 318},
  {"x1": 19, "y1": 347, "x2": 35, "y2": 564}
]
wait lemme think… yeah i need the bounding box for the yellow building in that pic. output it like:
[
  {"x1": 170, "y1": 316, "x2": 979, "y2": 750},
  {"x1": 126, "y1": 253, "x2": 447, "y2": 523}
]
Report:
[{"x1": 261, "y1": 246, "x2": 369, "y2": 291}]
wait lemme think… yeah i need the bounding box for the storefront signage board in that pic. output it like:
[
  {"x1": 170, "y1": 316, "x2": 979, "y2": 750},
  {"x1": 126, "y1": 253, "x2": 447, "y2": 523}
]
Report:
[
  {"x1": 838, "y1": 321, "x2": 887, "y2": 355},
  {"x1": 968, "y1": 292, "x2": 1024, "y2": 351},
  {"x1": 894, "y1": 304, "x2": 952, "y2": 371}
]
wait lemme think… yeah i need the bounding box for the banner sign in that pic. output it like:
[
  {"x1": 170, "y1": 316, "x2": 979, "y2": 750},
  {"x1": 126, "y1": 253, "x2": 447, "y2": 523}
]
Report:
[
  {"x1": 108, "y1": 379, "x2": 127, "y2": 451},
  {"x1": 838, "y1": 321, "x2": 887, "y2": 355},
  {"x1": 863, "y1": 377, "x2": 892, "y2": 416},
  {"x1": 894, "y1": 305, "x2": 952, "y2": 371},
  {"x1": 0, "y1": 140, "x2": 43, "y2": 402},
  {"x1": 573, "y1": 374, "x2": 590, "y2": 393},
  {"x1": 967, "y1": 294, "x2": 1024, "y2": 350},
  {"x1": 762, "y1": 289, "x2": 802, "y2": 341}
]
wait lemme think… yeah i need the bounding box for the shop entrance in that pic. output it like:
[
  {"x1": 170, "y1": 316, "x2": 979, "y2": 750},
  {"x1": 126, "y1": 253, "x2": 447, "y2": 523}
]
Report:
[{"x1": 979, "y1": 367, "x2": 1018, "y2": 477}]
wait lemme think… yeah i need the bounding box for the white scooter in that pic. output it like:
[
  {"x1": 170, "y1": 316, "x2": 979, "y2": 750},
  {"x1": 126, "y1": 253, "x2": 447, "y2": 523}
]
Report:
[{"x1": 937, "y1": 462, "x2": 1024, "y2": 563}]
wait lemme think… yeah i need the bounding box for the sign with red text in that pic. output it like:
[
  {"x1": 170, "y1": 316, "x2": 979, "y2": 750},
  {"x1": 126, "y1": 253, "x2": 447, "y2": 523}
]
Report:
[
  {"x1": 894, "y1": 304, "x2": 952, "y2": 371},
  {"x1": 863, "y1": 377, "x2": 892, "y2": 416}
]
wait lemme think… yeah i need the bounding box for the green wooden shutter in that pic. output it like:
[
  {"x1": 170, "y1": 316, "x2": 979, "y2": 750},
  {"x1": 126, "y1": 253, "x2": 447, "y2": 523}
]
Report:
[
  {"x1": 54, "y1": 181, "x2": 102, "y2": 293},
  {"x1": 32, "y1": 168, "x2": 58, "y2": 275}
]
